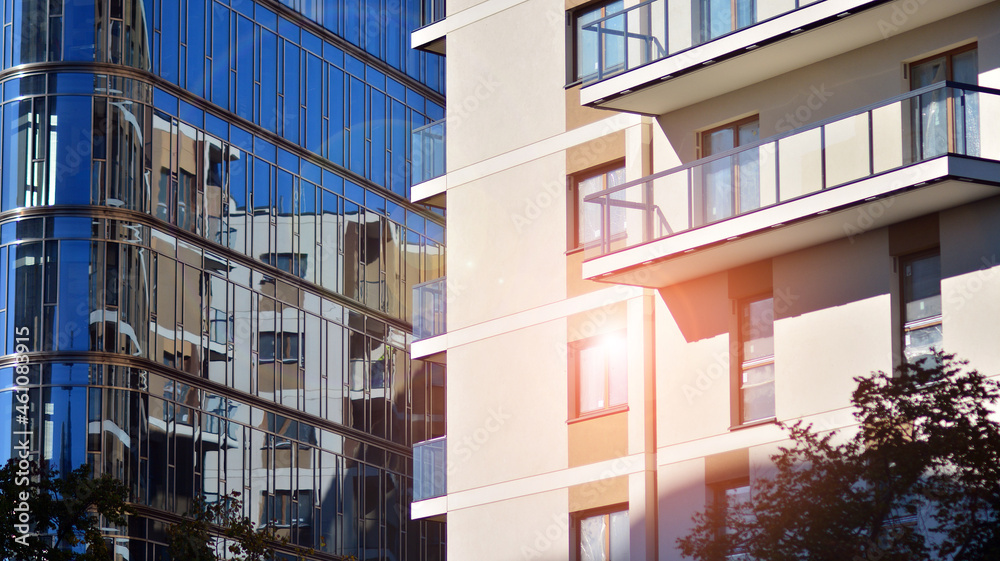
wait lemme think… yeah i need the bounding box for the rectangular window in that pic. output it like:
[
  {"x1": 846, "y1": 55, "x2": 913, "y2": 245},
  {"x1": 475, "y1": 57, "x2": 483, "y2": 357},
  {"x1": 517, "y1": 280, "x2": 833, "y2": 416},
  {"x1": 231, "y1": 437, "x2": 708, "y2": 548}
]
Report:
[
  {"x1": 713, "y1": 479, "x2": 752, "y2": 557},
  {"x1": 571, "y1": 163, "x2": 626, "y2": 250},
  {"x1": 740, "y1": 295, "x2": 774, "y2": 423},
  {"x1": 910, "y1": 44, "x2": 979, "y2": 160},
  {"x1": 570, "y1": 333, "x2": 627, "y2": 418},
  {"x1": 577, "y1": 507, "x2": 629, "y2": 561},
  {"x1": 700, "y1": 117, "x2": 760, "y2": 225},
  {"x1": 573, "y1": 0, "x2": 625, "y2": 82},
  {"x1": 901, "y1": 251, "x2": 942, "y2": 367},
  {"x1": 700, "y1": 0, "x2": 755, "y2": 42},
  {"x1": 259, "y1": 331, "x2": 302, "y2": 363}
]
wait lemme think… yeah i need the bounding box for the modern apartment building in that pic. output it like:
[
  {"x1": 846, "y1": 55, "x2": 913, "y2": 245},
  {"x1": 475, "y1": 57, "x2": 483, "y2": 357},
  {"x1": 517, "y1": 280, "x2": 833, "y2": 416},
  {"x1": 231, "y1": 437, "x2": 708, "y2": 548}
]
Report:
[
  {"x1": 0, "y1": 1, "x2": 446, "y2": 559},
  {"x1": 409, "y1": 0, "x2": 1000, "y2": 559}
]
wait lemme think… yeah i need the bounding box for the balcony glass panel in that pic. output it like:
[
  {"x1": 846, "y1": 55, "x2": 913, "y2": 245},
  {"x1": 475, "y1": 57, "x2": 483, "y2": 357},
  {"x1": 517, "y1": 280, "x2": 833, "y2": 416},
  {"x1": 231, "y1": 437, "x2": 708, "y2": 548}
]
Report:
[
  {"x1": 584, "y1": 82, "x2": 1000, "y2": 260},
  {"x1": 412, "y1": 119, "x2": 446, "y2": 185},
  {"x1": 578, "y1": 0, "x2": 837, "y2": 83},
  {"x1": 413, "y1": 436, "x2": 447, "y2": 501},
  {"x1": 413, "y1": 277, "x2": 446, "y2": 340}
]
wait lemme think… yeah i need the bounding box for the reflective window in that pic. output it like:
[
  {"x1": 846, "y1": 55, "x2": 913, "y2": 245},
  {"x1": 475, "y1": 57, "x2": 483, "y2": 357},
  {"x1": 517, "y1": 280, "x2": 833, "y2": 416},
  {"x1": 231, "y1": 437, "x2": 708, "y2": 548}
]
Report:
[
  {"x1": 740, "y1": 295, "x2": 775, "y2": 423},
  {"x1": 578, "y1": 507, "x2": 629, "y2": 561},
  {"x1": 570, "y1": 333, "x2": 627, "y2": 418},
  {"x1": 902, "y1": 251, "x2": 942, "y2": 367}
]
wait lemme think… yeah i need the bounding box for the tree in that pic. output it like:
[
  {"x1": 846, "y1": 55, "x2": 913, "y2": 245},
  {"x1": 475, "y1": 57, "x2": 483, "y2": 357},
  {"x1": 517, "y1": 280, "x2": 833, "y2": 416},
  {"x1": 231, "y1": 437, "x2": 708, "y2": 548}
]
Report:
[
  {"x1": 0, "y1": 462, "x2": 131, "y2": 561},
  {"x1": 167, "y1": 492, "x2": 281, "y2": 561},
  {"x1": 678, "y1": 351, "x2": 1000, "y2": 561},
  {"x1": 167, "y1": 492, "x2": 355, "y2": 561}
]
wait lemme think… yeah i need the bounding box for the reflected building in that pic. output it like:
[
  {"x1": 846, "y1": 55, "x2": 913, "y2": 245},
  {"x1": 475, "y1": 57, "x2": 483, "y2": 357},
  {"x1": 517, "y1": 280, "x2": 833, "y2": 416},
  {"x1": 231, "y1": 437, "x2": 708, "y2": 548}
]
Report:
[{"x1": 0, "y1": 0, "x2": 445, "y2": 559}]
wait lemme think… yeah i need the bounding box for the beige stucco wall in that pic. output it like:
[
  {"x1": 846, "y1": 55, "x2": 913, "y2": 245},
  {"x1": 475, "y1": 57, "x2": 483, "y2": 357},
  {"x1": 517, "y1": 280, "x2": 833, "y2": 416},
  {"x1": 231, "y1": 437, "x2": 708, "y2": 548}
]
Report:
[
  {"x1": 446, "y1": 0, "x2": 566, "y2": 170},
  {"x1": 435, "y1": 0, "x2": 1000, "y2": 560}
]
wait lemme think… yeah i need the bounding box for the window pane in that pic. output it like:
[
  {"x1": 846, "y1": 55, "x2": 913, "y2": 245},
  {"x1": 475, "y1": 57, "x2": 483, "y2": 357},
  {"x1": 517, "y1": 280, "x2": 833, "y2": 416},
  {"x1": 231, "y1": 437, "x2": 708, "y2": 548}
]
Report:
[
  {"x1": 580, "y1": 514, "x2": 608, "y2": 561},
  {"x1": 609, "y1": 510, "x2": 629, "y2": 561},
  {"x1": 579, "y1": 345, "x2": 605, "y2": 413},
  {"x1": 904, "y1": 323, "x2": 943, "y2": 366},
  {"x1": 579, "y1": 175, "x2": 603, "y2": 245},
  {"x1": 953, "y1": 49, "x2": 978, "y2": 84},
  {"x1": 903, "y1": 254, "x2": 941, "y2": 322},
  {"x1": 743, "y1": 366, "x2": 775, "y2": 422},
  {"x1": 608, "y1": 338, "x2": 627, "y2": 407},
  {"x1": 742, "y1": 297, "x2": 774, "y2": 361}
]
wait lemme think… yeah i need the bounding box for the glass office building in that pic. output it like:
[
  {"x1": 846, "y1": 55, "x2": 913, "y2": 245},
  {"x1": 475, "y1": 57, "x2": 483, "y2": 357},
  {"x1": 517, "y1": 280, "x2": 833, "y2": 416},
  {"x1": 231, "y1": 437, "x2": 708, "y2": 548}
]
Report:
[{"x1": 0, "y1": 0, "x2": 446, "y2": 559}]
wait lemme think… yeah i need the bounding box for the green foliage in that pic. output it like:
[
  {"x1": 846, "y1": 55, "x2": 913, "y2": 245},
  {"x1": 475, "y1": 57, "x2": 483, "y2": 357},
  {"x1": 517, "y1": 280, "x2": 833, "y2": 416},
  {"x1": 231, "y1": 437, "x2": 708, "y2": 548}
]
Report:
[
  {"x1": 678, "y1": 351, "x2": 1000, "y2": 561},
  {"x1": 166, "y1": 492, "x2": 282, "y2": 561},
  {"x1": 0, "y1": 461, "x2": 131, "y2": 561},
  {"x1": 167, "y1": 492, "x2": 342, "y2": 561}
]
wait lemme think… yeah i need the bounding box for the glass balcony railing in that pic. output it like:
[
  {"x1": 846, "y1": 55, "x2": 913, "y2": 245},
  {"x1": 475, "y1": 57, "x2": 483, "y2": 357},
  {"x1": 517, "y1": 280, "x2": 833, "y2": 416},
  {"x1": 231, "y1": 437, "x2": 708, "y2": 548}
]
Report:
[
  {"x1": 578, "y1": 0, "x2": 829, "y2": 83},
  {"x1": 420, "y1": 0, "x2": 446, "y2": 26},
  {"x1": 584, "y1": 82, "x2": 1000, "y2": 260},
  {"x1": 413, "y1": 436, "x2": 447, "y2": 501},
  {"x1": 412, "y1": 119, "x2": 446, "y2": 185},
  {"x1": 413, "y1": 277, "x2": 447, "y2": 340}
]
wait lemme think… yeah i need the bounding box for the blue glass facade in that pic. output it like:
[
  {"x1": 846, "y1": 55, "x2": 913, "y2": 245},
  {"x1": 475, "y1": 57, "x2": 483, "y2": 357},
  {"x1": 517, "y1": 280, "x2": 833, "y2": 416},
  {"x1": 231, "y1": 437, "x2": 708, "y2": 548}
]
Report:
[{"x1": 0, "y1": 1, "x2": 445, "y2": 559}]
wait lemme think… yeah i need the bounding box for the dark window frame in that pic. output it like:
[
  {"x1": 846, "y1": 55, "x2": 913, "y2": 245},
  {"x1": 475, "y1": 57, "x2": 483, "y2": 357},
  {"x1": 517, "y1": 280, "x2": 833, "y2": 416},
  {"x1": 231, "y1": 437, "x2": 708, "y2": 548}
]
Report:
[
  {"x1": 899, "y1": 248, "x2": 942, "y2": 368},
  {"x1": 568, "y1": 160, "x2": 627, "y2": 251},
  {"x1": 568, "y1": 0, "x2": 627, "y2": 84},
  {"x1": 568, "y1": 331, "x2": 628, "y2": 421},
  {"x1": 737, "y1": 293, "x2": 775, "y2": 425},
  {"x1": 573, "y1": 504, "x2": 630, "y2": 561}
]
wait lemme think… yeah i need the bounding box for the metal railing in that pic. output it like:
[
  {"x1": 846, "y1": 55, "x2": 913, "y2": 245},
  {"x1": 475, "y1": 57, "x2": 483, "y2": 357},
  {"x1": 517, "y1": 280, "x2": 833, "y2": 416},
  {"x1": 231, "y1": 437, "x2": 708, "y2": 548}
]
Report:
[
  {"x1": 413, "y1": 277, "x2": 446, "y2": 340},
  {"x1": 579, "y1": 0, "x2": 827, "y2": 83},
  {"x1": 413, "y1": 436, "x2": 447, "y2": 501},
  {"x1": 412, "y1": 119, "x2": 446, "y2": 185},
  {"x1": 583, "y1": 82, "x2": 1000, "y2": 260}
]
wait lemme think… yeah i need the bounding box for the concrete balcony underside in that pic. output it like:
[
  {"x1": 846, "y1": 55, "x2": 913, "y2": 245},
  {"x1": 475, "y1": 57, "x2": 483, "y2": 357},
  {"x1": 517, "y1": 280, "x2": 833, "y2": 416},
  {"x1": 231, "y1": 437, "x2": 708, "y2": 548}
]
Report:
[
  {"x1": 412, "y1": 333, "x2": 447, "y2": 362},
  {"x1": 580, "y1": 0, "x2": 992, "y2": 115},
  {"x1": 411, "y1": 174, "x2": 447, "y2": 207},
  {"x1": 582, "y1": 156, "x2": 1000, "y2": 288},
  {"x1": 412, "y1": 20, "x2": 447, "y2": 54},
  {"x1": 411, "y1": 495, "x2": 447, "y2": 520}
]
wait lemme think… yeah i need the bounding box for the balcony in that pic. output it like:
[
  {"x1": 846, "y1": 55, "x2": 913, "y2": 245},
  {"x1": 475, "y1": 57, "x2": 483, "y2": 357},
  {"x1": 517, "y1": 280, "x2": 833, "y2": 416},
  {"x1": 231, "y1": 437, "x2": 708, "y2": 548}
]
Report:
[
  {"x1": 412, "y1": 0, "x2": 447, "y2": 54},
  {"x1": 411, "y1": 119, "x2": 446, "y2": 207},
  {"x1": 412, "y1": 436, "x2": 447, "y2": 519},
  {"x1": 412, "y1": 277, "x2": 448, "y2": 360},
  {"x1": 582, "y1": 82, "x2": 1000, "y2": 287},
  {"x1": 577, "y1": 0, "x2": 992, "y2": 114}
]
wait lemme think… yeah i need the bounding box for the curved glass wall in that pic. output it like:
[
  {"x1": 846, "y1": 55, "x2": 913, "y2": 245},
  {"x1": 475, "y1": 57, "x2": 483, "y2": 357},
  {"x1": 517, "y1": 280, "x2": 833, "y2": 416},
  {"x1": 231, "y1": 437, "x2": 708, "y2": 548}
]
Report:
[
  {"x1": 0, "y1": 72, "x2": 444, "y2": 323},
  {"x1": 0, "y1": 0, "x2": 444, "y2": 197},
  {"x1": 0, "y1": 362, "x2": 439, "y2": 559},
  {"x1": 0, "y1": 0, "x2": 446, "y2": 557}
]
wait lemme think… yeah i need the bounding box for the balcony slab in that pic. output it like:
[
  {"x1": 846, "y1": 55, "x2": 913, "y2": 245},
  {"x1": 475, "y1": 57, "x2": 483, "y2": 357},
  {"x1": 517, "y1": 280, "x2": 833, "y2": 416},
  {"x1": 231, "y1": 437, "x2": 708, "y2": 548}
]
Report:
[
  {"x1": 581, "y1": 0, "x2": 992, "y2": 115},
  {"x1": 412, "y1": 19, "x2": 447, "y2": 54},
  {"x1": 583, "y1": 156, "x2": 1000, "y2": 287},
  {"x1": 411, "y1": 174, "x2": 447, "y2": 207},
  {"x1": 411, "y1": 495, "x2": 448, "y2": 520},
  {"x1": 412, "y1": 333, "x2": 448, "y2": 362}
]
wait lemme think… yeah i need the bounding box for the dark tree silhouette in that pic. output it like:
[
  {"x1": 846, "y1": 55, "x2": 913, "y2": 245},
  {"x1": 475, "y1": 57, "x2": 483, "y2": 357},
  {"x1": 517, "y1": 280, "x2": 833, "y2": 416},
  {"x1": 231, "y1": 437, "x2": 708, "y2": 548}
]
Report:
[
  {"x1": 0, "y1": 462, "x2": 130, "y2": 561},
  {"x1": 678, "y1": 351, "x2": 1000, "y2": 561}
]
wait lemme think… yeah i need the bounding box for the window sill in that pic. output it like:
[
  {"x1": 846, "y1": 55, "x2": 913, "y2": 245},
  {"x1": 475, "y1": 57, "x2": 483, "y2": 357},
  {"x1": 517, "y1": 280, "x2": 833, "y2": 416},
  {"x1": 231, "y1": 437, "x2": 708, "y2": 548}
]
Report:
[
  {"x1": 729, "y1": 417, "x2": 776, "y2": 432},
  {"x1": 568, "y1": 404, "x2": 629, "y2": 424}
]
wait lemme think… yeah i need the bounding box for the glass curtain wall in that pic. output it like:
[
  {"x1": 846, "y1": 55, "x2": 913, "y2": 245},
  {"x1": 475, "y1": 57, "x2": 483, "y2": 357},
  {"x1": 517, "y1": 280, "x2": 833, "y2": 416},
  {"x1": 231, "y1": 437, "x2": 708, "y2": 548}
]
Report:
[{"x1": 0, "y1": 0, "x2": 446, "y2": 559}]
